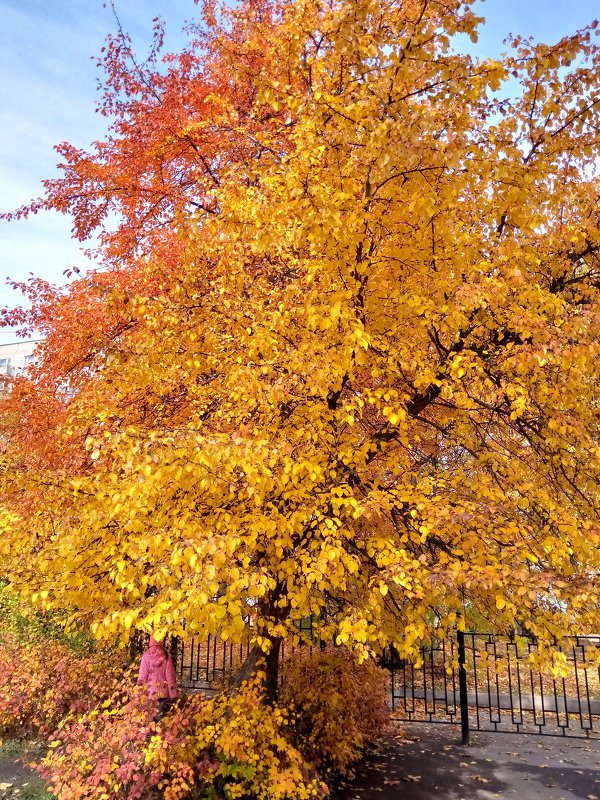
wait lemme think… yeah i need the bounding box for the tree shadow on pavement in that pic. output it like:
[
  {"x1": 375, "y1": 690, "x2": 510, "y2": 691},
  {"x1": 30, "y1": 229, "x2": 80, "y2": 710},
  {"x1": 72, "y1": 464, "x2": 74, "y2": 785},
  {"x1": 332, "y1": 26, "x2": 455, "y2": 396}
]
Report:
[{"x1": 332, "y1": 722, "x2": 600, "y2": 800}]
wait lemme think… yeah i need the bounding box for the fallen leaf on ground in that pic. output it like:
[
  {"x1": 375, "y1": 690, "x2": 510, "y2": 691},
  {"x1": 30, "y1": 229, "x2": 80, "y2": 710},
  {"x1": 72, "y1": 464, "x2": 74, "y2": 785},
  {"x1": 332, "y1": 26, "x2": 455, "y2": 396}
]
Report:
[{"x1": 467, "y1": 775, "x2": 491, "y2": 783}]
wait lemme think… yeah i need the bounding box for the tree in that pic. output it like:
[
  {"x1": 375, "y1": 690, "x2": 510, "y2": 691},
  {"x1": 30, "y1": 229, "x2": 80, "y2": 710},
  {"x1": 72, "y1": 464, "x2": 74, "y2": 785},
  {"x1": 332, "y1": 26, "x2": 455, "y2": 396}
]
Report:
[{"x1": 2, "y1": 0, "x2": 600, "y2": 699}]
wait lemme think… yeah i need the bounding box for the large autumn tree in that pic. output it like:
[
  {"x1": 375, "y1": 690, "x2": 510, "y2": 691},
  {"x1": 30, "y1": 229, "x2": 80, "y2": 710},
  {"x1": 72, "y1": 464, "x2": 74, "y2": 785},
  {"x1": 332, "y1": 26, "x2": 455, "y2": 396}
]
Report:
[{"x1": 2, "y1": 0, "x2": 600, "y2": 694}]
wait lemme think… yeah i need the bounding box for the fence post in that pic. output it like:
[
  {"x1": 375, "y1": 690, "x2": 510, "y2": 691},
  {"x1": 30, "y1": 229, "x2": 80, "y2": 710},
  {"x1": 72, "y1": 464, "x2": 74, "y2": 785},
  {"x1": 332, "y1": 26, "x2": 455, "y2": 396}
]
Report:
[{"x1": 457, "y1": 630, "x2": 470, "y2": 745}]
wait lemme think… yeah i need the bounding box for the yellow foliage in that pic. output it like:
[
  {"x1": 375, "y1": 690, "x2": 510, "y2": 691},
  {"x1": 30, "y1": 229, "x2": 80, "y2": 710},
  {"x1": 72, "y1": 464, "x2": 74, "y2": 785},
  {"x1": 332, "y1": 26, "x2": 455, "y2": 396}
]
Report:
[{"x1": 2, "y1": 0, "x2": 600, "y2": 665}]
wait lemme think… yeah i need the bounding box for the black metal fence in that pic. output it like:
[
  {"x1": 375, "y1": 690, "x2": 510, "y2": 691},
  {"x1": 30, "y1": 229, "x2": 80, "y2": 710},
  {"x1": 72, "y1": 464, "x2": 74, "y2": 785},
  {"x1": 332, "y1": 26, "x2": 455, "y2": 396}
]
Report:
[
  {"x1": 173, "y1": 635, "x2": 251, "y2": 690},
  {"x1": 165, "y1": 628, "x2": 600, "y2": 740},
  {"x1": 172, "y1": 618, "x2": 324, "y2": 691},
  {"x1": 389, "y1": 632, "x2": 600, "y2": 740}
]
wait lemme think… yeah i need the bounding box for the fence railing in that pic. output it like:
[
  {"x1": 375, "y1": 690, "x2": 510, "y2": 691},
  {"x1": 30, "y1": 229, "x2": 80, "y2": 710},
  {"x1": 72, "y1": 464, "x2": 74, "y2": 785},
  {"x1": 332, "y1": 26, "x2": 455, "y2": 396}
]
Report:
[
  {"x1": 162, "y1": 627, "x2": 600, "y2": 739},
  {"x1": 173, "y1": 636, "x2": 251, "y2": 690},
  {"x1": 389, "y1": 632, "x2": 600, "y2": 740},
  {"x1": 172, "y1": 620, "x2": 326, "y2": 691}
]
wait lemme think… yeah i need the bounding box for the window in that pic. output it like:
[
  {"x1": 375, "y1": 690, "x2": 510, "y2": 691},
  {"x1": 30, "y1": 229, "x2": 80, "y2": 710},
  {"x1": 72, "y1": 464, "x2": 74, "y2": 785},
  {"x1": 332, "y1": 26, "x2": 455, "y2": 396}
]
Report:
[{"x1": 0, "y1": 359, "x2": 14, "y2": 378}]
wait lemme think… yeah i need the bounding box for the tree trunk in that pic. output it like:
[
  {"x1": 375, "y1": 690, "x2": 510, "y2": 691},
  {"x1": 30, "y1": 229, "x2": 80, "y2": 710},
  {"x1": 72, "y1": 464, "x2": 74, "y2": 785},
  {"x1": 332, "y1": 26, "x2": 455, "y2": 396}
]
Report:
[
  {"x1": 232, "y1": 636, "x2": 282, "y2": 703},
  {"x1": 264, "y1": 637, "x2": 282, "y2": 703},
  {"x1": 231, "y1": 579, "x2": 286, "y2": 702}
]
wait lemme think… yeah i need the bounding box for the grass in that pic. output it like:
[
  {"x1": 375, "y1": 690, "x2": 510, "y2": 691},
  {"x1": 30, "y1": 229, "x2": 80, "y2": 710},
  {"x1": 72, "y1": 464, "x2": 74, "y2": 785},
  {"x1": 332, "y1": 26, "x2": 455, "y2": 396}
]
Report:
[
  {"x1": 15, "y1": 776, "x2": 55, "y2": 800},
  {"x1": 0, "y1": 739, "x2": 24, "y2": 758}
]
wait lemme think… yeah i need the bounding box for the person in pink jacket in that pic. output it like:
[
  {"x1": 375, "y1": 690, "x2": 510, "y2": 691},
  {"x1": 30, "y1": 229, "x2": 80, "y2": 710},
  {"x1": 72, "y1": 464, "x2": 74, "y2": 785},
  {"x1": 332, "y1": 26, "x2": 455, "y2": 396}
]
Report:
[{"x1": 137, "y1": 634, "x2": 179, "y2": 720}]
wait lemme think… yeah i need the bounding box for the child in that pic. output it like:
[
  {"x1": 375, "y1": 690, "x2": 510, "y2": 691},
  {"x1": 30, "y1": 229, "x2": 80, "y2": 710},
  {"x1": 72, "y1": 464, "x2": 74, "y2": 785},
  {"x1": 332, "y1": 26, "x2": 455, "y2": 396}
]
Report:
[{"x1": 137, "y1": 634, "x2": 179, "y2": 720}]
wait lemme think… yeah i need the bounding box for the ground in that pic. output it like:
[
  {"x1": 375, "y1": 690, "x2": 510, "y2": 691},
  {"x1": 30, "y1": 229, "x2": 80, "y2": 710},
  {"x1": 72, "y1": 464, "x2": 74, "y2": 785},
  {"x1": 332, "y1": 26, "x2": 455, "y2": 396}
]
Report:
[
  {"x1": 2, "y1": 724, "x2": 600, "y2": 799},
  {"x1": 0, "y1": 742, "x2": 52, "y2": 800},
  {"x1": 333, "y1": 722, "x2": 600, "y2": 800}
]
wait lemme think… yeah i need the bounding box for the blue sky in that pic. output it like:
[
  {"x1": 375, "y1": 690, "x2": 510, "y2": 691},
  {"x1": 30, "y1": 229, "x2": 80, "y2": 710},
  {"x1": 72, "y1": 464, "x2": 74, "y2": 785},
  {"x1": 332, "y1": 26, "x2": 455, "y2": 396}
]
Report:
[{"x1": 0, "y1": 0, "x2": 598, "y2": 344}]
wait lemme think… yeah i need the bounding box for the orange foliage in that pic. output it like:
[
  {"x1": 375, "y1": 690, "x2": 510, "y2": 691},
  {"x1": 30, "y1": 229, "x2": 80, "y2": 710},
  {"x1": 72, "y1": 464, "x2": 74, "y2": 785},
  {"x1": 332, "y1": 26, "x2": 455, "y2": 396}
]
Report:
[
  {"x1": 282, "y1": 650, "x2": 390, "y2": 774},
  {"x1": 0, "y1": 634, "x2": 127, "y2": 739}
]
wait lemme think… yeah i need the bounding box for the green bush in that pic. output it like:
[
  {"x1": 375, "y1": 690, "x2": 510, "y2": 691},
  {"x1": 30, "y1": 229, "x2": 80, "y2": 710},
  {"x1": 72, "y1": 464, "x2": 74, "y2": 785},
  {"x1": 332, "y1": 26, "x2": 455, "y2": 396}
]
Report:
[{"x1": 0, "y1": 583, "x2": 95, "y2": 654}]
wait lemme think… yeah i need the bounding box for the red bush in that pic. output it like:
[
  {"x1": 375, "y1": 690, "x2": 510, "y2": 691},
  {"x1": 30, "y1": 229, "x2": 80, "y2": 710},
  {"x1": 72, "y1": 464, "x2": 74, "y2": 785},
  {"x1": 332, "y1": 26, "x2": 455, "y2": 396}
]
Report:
[
  {"x1": 41, "y1": 682, "x2": 327, "y2": 800},
  {"x1": 0, "y1": 633, "x2": 128, "y2": 739}
]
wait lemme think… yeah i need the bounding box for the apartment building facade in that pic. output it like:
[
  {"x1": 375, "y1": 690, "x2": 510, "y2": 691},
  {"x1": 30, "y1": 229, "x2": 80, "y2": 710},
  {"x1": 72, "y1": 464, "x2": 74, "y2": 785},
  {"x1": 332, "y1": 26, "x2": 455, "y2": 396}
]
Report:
[{"x1": 0, "y1": 339, "x2": 41, "y2": 377}]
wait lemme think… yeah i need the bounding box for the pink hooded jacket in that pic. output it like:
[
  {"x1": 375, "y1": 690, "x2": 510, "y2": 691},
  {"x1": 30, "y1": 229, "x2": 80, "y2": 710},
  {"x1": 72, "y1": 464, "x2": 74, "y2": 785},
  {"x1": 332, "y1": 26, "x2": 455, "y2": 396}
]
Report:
[{"x1": 137, "y1": 636, "x2": 178, "y2": 699}]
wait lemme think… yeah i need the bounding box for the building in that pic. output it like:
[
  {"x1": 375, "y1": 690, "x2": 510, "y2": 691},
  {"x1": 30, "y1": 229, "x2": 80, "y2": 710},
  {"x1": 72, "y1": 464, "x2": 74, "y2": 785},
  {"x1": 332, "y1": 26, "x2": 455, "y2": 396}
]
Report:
[{"x1": 0, "y1": 340, "x2": 41, "y2": 377}]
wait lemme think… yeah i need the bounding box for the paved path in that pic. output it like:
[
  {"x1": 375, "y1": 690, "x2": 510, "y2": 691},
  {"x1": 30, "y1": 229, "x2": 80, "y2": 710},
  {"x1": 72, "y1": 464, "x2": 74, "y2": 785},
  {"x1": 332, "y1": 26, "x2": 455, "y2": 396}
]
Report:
[
  {"x1": 333, "y1": 722, "x2": 600, "y2": 800},
  {"x1": 0, "y1": 742, "x2": 49, "y2": 799}
]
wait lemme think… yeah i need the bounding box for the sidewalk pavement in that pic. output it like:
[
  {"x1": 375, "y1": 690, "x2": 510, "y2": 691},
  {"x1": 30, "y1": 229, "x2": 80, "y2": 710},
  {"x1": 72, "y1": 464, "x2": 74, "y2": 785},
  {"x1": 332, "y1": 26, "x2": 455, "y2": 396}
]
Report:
[{"x1": 333, "y1": 721, "x2": 600, "y2": 800}]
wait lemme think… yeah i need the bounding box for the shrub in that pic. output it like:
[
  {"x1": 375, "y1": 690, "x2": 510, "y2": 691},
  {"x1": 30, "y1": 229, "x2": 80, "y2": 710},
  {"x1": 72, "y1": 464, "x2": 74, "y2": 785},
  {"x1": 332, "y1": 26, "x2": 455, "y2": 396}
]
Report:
[
  {"x1": 0, "y1": 582, "x2": 95, "y2": 654},
  {"x1": 0, "y1": 633, "x2": 128, "y2": 739},
  {"x1": 281, "y1": 648, "x2": 390, "y2": 774},
  {"x1": 40, "y1": 682, "x2": 327, "y2": 800}
]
